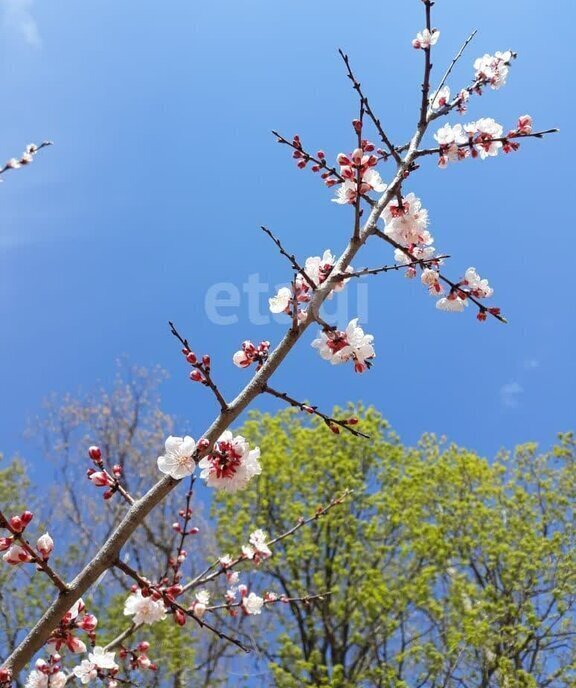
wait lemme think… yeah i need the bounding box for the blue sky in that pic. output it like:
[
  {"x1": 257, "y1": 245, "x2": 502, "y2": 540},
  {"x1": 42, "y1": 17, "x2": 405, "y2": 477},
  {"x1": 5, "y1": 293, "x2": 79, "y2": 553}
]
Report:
[{"x1": 0, "y1": 0, "x2": 574, "y2": 480}]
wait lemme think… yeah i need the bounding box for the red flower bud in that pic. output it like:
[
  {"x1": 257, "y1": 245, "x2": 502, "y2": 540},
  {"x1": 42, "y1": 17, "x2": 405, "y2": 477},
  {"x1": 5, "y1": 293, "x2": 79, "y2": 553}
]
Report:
[
  {"x1": 88, "y1": 446, "x2": 102, "y2": 461},
  {"x1": 174, "y1": 609, "x2": 186, "y2": 626},
  {"x1": 21, "y1": 511, "x2": 34, "y2": 526},
  {"x1": 0, "y1": 537, "x2": 13, "y2": 551},
  {"x1": 190, "y1": 370, "x2": 203, "y2": 383},
  {"x1": 137, "y1": 641, "x2": 150, "y2": 652},
  {"x1": 202, "y1": 354, "x2": 211, "y2": 368},
  {"x1": 9, "y1": 516, "x2": 24, "y2": 533},
  {"x1": 186, "y1": 351, "x2": 197, "y2": 364}
]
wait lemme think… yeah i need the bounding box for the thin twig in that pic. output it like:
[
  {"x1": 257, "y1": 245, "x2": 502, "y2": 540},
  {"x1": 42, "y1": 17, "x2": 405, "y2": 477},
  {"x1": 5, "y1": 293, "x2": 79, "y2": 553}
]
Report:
[
  {"x1": 338, "y1": 50, "x2": 402, "y2": 165},
  {"x1": 419, "y1": 1, "x2": 435, "y2": 128},
  {"x1": 260, "y1": 226, "x2": 316, "y2": 290},
  {"x1": 114, "y1": 559, "x2": 251, "y2": 653},
  {"x1": 168, "y1": 322, "x2": 229, "y2": 412},
  {"x1": 338, "y1": 255, "x2": 449, "y2": 279},
  {"x1": 182, "y1": 490, "x2": 352, "y2": 593},
  {"x1": 206, "y1": 592, "x2": 332, "y2": 613},
  {"x1": 415, "y1": 129, "x2": 560, "y2": 158},
  {"x1": 0, "y1": 141, "x2": 52, "y2": 177},
  {"x1": 373, "y1": 229, "x2": 507, "y2": 323},
  {"x1": 262, "y1": 385, "x2": 369, "y2": 438},
  {"x1": 429, "y1": 30, "x2": 477, "y2": 114}
]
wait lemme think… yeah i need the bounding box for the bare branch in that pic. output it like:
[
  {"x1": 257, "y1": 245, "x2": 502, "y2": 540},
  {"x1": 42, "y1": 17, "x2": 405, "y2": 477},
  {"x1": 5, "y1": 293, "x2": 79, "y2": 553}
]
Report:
[
  {"x1": 262, "y1": 385, "x2": 369, "y2": 438},
  {"x1": 260, "y1": 226, "x2": 317, "y2": 290}
]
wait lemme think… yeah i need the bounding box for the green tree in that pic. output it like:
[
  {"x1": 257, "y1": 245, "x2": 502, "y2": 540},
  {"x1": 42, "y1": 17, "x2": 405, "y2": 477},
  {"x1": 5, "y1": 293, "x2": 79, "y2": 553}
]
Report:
[{"x1": 213, "y1": 407, "x2": 576, "y2": 687}]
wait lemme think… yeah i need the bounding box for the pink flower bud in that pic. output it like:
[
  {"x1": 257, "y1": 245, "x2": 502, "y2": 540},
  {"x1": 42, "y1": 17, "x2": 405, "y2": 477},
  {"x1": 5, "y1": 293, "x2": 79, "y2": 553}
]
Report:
[
  {"x1": 9, "y1": 516, "x2": 24, "y2": 533},
  {"x1": 186, "y1": 351, "x2": 197, "y2": 364},
  {"x1": 0, "y1": 537, "x2": 13, "y2": 552},
  {"x1": 202, "y1": 354, "x2": 211, "y2": 368},
  {"x1": 0, "y1": 668, "x2": 12, "y2": 682},
  {"x1": 37, "y1": 533, "x2": 54, "y2": 559},
  {"x1": 172, "y1": 523, "x2": 181, "y2": 532},
  {"x1": 3, "y1": 544, "x2": 33, "y2": 565},
  {"x1": 137, "y1": 641, "x2": 150, "y2": 652},
  {"x1": 197, "y1": 438, "x2": 210, "y2": 451},
  {"x1": 77, "y1": 614, "x2": 98, "y2": 632},
  {"x1": 352, "y1": 119, "x2": 362, "y2": 134},
  {"x1": 174, "y1": 609, "x2": 186, "y2": 626},
  {"x1": 89, "y1": 471, "x2": 112, "y2": 487},
  {"x1": 188, "y1": 527, "x2": 199, "y2": 535},
  {"x1": 21, "y1": 511, "x2": 34, "y2": 526},
  {"x1": 103, "y1": 489, "x2": 114, "y2": 500},
  {"x1": 189, "y1": 370, "x2": 203, "y2": 382},
  {"x1": 88, "y1": 446, "x2": 102, "y2": 461}
]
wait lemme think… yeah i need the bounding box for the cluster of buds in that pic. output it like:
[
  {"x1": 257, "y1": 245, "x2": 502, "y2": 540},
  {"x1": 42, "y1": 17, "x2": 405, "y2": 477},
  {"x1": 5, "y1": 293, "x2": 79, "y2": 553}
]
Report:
[
  {"x1": 47, "y1": 599, "x2": 98, "y2": 655},
  {"x1": 182, "y1": 349, "x2": 212, "y2": 385},
  {"x1": 232, "y1": 340, "x2": 270, "y2": 370},
  {"x1": 25, "y1": 655, "x2": 67, "y2": 688},
  {"x1": 86, "y1": 446, "x2": 124, "y2": 500},
  {"x1": 332, "y1": 137, "x2": 387, "y2": 205},
  {"x1": 289, "y1": 134, "x2": 327, "y2": 173},
  {"x1": 118, "y1": 640, "x2": 157, "y2": 673},
  {"x1": 0, "y1": 510, "x2": 54, "y2": 566}
]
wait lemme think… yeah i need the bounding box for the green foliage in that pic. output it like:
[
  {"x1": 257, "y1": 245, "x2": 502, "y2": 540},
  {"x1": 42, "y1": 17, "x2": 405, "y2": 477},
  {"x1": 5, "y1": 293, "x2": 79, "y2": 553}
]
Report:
[{"x1": 213, "y1": 408, "x2": 576, "y2": 687}]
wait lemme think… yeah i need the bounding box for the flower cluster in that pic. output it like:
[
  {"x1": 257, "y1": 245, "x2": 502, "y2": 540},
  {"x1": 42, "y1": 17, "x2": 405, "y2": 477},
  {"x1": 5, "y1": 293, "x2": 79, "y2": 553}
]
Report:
[
  {"x1": 412, "y1": 28, "x2": 440, "y2": 50},
  {"x1": 117, "y1": 640, "x2": 157, "y2": 674},
  {"x1": 242, "y1": 529, "x2": 272, "y2": 564},
  {"x1": 268, "y1": 249, "x2": 352, "y2": 320},
  {"x1": 3, "y1": 144, "x2": 38, "y2": 172},
  {"x1": 382, "y1": 193, "x2": 436, "y2": 266},
  {"x1": 312, "y1": 318, "x2": 375, "y2": 373},
  {"x1": 198, "y1": 431, "x2": 262, "y2": 492},
  {"x1": 435, "y1": 114, "x2": 536, "y2": 167},
  {"x1": 71, "y1": 647, "x2": 118, "y2": 686},
  {"x1": 473, "y1": 50, "x2": 513, "y2": 90},
  {"x1": 86, "y1": 445, "x2": 125, "y2": 500},
  {"x1": 233, "y1": 340, "x2": 270, "y2": 369},
  {"x1": 332, "y1": 142, "x2": 386, "y2": 205},
  {"x1": 46, "y1": 599, "x2": 98, "y2": 655},
  {"x1": 25, "y1": 656, "x2": 66, "y2": 688},
  {"x1": 435, "y1": 267, "x2": 494, "y2": 314}
]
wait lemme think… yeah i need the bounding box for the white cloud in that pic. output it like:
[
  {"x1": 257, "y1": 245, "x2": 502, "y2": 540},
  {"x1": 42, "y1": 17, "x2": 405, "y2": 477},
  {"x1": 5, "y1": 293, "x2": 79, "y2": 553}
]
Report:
[
  {"x1": 2, "y1": 0, "x2": 41, "y2": 48},
  {"x1": 500, "y1": 381, "x2": 524, "y2": 409}
]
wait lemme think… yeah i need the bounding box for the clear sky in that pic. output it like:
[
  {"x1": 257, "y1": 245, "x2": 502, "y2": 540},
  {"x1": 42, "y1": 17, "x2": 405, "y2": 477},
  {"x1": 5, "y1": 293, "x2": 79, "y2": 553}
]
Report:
[{"x1": 0, "y1": 0, "x2": 574, "y2": 480}]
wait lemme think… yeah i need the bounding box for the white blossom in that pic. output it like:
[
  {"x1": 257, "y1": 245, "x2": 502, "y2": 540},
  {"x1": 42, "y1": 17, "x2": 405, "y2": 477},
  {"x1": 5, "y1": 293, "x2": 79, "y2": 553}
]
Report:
[
  {"x1": 412, "y1": 28, "x2": 440, "y2": 49},
  {"x1": 88, "y1": 647, "x2": 118, "y2": 671},
  {"x1": 242, "y1": 592, "x2": 264, "y2": 615},
  {"x1": 249, "y1": 529, "x2": 272, "y2": 559},
  {"x1": 157, "y1": 435, "x2": 196, "y2": 480},
  {"x1": 464, "y1": 267, "x2": 493, "y2": 298},
  {"x1": 72, "y1": 660, "x2": 98, "y2": 685},
  {"x1": 436, "y1": 295, "x2": 468, "y2": 312},
  {"x1": 269, "y1": 287, "x2": 292, "y2": 314},
  {"x1": 124, "y1": 589, "x2": 167, "y2": 626},
  {"x1": 198, "y1": 430, "x2": 261, "y2": 492},
  {"x1": 312, "y1": 318, "x2": 375, "y2": 373},
  {"x1": 430, "y1": 85, "x2": 450, "y2": 110},
  {"x1": 474, "y1": 50, "x2": 513, "y2": 89}
]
